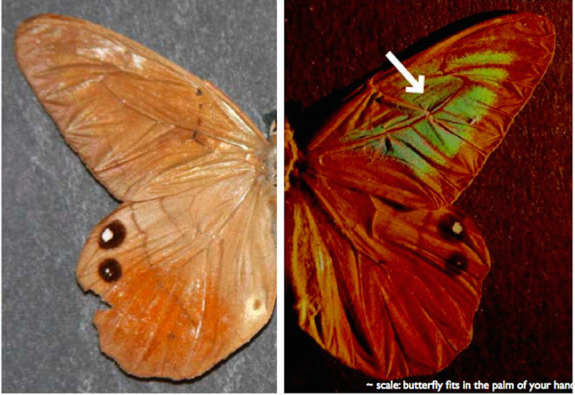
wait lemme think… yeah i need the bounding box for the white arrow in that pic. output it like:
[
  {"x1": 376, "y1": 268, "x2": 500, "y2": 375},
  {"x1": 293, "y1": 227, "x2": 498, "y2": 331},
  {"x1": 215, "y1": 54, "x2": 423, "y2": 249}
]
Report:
[{"x1": 385, "y1": 51, "x2": 425, "y2": 93}]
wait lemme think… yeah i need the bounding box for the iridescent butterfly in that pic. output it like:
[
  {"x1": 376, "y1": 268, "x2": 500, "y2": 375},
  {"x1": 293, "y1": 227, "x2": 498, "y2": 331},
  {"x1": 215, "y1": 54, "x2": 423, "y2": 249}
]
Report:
[{"x1": 285, "y1": 13, "x2": 555, "y2": 379}]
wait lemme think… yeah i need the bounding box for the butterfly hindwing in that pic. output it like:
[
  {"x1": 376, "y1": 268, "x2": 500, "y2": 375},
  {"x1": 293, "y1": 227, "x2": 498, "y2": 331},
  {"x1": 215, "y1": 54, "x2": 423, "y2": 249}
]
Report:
[
  {"x1": 76, "y1": 173, "x2": 276, "y2": 379},
  {"x1": 287, "y1": 180, "x2": 489, "y2": 379}
]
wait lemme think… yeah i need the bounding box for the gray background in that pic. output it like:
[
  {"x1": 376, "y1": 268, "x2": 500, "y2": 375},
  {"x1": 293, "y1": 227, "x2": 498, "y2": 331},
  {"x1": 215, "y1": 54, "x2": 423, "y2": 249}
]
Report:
[{"x1": 2, "y1": 0, "x2": 276, "y2": 392}]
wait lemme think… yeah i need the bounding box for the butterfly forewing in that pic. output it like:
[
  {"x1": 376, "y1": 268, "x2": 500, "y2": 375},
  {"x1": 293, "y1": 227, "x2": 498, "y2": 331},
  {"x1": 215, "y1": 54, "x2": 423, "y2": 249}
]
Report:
[
  {"x1": 15, "y1": 14, "x2": 268, "y2": 201},
  {"x1": 306, "y1": 13, "x2": 555, "y2": 210}
]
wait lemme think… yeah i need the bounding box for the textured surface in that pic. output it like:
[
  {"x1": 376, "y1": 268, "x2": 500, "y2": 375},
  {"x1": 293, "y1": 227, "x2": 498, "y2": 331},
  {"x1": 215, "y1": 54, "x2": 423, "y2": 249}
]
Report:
[
  {"x1": 286, "y1": 0, "x2": 571, "y2": 392},
  {"x1": 3, "y1": 0, "x2": 276, "y2": 392}
]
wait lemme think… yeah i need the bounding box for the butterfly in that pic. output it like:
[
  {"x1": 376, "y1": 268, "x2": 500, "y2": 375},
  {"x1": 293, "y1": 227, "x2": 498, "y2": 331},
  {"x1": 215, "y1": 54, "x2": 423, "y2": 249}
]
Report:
[
  {"x1": 285, "y1": 13, "x2": 555, "y2": 380},
  {"x1": 15, "y1": 14, "x2": 276, "y2": 380}
]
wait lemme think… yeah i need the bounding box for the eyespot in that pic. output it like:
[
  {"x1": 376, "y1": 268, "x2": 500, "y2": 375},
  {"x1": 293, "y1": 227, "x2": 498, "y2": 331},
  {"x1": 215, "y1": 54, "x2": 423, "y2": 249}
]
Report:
[
  {"x1": 99, "y1": 220, "x2": 126, "y2": 249},
  {"x1": 99, "y1": 258, "x2": 122, "y2": 282},
  {"x1": 438, "y1": 214, "x2": 465, "y2": 241}
]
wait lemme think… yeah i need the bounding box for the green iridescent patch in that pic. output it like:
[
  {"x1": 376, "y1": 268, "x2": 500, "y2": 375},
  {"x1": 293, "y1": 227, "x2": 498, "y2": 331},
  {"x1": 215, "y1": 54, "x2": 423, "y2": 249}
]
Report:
[
  {"x1": 452, "y1": 51, "x2": 515, "y2": 67},
  {"x1": 337, "y1": 49, "x2": 514, "y2": 180}
]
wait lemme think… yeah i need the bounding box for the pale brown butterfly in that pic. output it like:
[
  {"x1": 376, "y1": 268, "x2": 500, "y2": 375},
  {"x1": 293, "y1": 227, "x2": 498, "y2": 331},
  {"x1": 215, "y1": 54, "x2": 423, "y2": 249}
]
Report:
[{"x1": 15, "y1": 14, "x2": 276, "y2": 380}]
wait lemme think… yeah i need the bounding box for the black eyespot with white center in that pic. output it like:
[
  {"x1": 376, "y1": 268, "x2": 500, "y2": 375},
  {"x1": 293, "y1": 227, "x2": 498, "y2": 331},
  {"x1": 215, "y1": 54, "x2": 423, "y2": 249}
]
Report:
[
  {"x1": 99, "y1": 220, "x2": 126, "y2": 249},
  {"x1": 438, "y1": 214, "x2": 465, "y2": 241},
  {"x1": 99, "y1": 258, "x2": 122, "y2": 282}
]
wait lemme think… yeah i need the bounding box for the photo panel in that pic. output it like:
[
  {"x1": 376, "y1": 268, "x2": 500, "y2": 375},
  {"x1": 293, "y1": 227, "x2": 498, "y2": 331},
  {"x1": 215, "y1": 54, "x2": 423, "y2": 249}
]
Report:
[{"x1": 285, "y1": 0, "x2": 571, "y2": 392}]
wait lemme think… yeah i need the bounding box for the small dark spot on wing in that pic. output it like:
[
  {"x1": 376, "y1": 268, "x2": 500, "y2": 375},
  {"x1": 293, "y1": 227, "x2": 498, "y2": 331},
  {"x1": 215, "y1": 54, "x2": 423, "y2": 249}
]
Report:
[
  {"x1": 378, "y1": 197, "x2": 413, "y2": 212},
  {"x1": 99, "y1": 258, "x2": 122, "y2": 282},
  {"x1": 467, "y1": 116, "x2": 478, "y2": 125},
  {"x1": 385, "y1": 137, "x2": 392, "y2": 153},
  {"x1": 99, "y1": 220, "x2": 126, "y2": 250},
  {"x1": 196, "y1": 88, "x2": 202, "y2": 96}
]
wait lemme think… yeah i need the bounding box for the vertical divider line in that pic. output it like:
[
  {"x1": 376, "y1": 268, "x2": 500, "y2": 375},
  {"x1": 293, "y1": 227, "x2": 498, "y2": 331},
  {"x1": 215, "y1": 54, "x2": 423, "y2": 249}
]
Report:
[{"x1": 276, "y1": 0, "x2": 286, "y2": 393}]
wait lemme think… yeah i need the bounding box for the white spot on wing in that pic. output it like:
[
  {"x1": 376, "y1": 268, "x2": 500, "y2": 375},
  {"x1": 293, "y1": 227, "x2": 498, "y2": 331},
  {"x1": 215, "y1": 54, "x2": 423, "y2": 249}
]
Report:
[
  {"x1": 452, "y1": 221, "x2": 463, "y2": 235},
  {"x1": 132, "y1": 53, "x2": 145, "y2": 69},
  {"x1": 101, "y1": 228, "x2": 114, "y2": 242}
]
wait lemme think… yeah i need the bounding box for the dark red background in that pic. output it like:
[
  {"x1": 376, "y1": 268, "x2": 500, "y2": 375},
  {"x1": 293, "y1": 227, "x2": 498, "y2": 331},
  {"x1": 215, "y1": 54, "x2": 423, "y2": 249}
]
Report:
[{"x1": 285, "y1": 0, "x2": 572, "y2": 392}]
